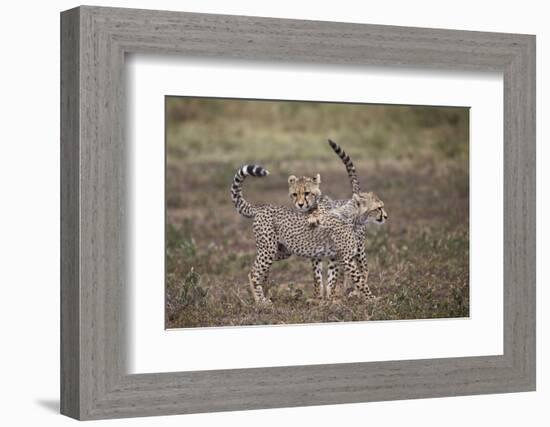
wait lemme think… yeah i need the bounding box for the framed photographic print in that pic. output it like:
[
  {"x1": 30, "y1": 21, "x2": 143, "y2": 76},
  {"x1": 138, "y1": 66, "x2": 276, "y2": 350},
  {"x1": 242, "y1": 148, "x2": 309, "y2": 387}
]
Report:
[{"x1": 61, "y1": 5, "x2": 535, "y2": 420}]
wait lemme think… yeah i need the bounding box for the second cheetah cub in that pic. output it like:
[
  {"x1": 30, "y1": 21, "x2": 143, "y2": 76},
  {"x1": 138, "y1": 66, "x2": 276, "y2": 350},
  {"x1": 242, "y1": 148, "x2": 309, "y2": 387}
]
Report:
[
  {"x1": 305, "y1": 191, "x2": 388, "y2": 299},
  {"x1": 309, "y1": 191, "x2": 387, "y2": 228}
]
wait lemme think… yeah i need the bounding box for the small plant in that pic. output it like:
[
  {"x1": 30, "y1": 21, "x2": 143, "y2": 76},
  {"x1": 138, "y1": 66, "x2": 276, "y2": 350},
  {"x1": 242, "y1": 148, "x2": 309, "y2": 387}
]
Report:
[{"x1": 177, "y1": 267, "x2": 207, "y2": 308}]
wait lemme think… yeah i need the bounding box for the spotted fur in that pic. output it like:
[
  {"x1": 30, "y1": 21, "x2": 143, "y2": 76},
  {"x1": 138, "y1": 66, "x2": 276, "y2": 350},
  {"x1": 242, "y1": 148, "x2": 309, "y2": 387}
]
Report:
[
  {"x1": 328, "y1": 192, "x2": 388, "y2": 226},
  {"x1": 288, "y1": 174, "x2": 322, "y2": 212},
  {"x1": 290, "y1": 140, "x2": 388, "y2": 299},
  {"x1": 230, "y1": 166, "x2": 372, "y2": 304},
  {"x1": 312, "y1": 192, "x2": 388, "y2": 299}
]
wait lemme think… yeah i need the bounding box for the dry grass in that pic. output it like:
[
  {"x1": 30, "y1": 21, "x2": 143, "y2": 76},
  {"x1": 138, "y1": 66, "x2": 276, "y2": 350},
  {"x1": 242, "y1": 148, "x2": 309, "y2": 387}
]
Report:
[{"x1": 165, "y1": 98, "x2": 469, "y2": 328}]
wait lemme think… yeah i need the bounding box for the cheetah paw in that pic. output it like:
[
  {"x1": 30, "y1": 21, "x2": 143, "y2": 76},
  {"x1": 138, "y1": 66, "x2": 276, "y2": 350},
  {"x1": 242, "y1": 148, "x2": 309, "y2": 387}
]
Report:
[
  {"x1": 257, "y1": 298, "x2": 273, "y2": 308},
  {"x1": 348, "y1": 290, "x2": 378, "y2": 302},
  {"x1": 307, "y1": 217, "x2": 321, "y2": 227}
]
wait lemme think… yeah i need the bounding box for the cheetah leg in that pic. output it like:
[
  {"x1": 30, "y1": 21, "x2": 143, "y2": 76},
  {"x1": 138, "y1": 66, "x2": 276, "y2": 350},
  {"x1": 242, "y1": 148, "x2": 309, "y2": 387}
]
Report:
[
  {"x1": 325, "y1": 258, "x2": 339, "y2": 299},
  {"x1": 311, "y1": 258, "x2": 324, "y2": 299},
  {"x1": 350, "y1": 257, "x2": 374, "y2": 300},
  {"x1": 247, "y1": 273, "x2": 267, "y2": 304},
  {"x1": 248, "y1": 248, "x2": 276, "y2": 305},
  {"x1": 334, "y1": 227, "x2": 374, "y2": 301},
  {"x1": 342, "y1": 257, "x2": 363, "y2": 296},
  {"x1": 356, "y1": 243, "x2": 371, "y2": 296}
]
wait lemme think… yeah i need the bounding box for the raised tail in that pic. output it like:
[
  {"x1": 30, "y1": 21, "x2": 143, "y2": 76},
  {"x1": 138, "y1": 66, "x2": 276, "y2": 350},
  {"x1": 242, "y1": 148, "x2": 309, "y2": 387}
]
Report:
[
  {"x1": 328, "y1": 139, "x2": 361, "y2": 194},
  {"x1": 230, "y1": 164, "x2": 270, "y2": 218}
]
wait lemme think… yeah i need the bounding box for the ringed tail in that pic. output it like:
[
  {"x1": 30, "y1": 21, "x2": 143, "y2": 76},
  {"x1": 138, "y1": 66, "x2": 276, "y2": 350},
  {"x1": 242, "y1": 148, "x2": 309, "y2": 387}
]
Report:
[
  {"x1": 230, "y1": 164, "x2": 270, "y2": 218},
  {"x1": 328, "y1": 139, "x2": 361, "y2": 195}
]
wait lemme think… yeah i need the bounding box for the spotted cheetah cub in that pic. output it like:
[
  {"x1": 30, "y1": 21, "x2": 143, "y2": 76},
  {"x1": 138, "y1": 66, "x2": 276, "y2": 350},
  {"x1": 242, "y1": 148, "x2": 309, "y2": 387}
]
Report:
[
  {"x1": 313, "y1": 191, "x2": 386, "y2": 298},
  {"x1": 310, "y1": 192, "x2": 387, "y2": 228},
  {"x1": 287, "y1": 173, "x2": 322, "y2": 213},
  {"x1": 287, "y1": 174, "x2": 387, "y2": 300},
  {"x1": 231, "y1": 165, "x2": 373, "y2": 305},
  {"x1": 287, "y1": 140, "x2": 388, "y2": 300},
  {"x1": 287, "y1": 173, "x2": 337, "y2": 300}
]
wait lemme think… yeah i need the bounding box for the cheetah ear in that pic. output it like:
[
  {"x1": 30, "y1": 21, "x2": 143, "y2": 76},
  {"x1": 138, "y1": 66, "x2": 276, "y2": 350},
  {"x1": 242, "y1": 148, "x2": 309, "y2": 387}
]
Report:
[
  {"x1": 288, "y1": 175, "x2": 297, "y2": 185},
  {"x1": 313, "y1": 173, "x2": 321, "y2": 184}
]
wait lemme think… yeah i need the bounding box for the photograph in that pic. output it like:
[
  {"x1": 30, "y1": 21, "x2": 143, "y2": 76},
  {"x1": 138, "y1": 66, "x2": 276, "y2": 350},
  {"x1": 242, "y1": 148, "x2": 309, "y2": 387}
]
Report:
[
  {"x1": 165, "y1": 97, "x2": 470, "y2": 328},
  {"x1": 48, "y1": 2, "x2": 537, "y2": 422}
]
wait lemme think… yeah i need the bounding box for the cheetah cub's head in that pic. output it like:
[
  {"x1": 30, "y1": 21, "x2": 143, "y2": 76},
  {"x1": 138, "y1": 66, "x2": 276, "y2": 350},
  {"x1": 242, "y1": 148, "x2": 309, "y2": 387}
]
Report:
[
  {"x1": 353, "y1": 192, "x2": 388, "y2": 225},
  {"x1": 288, "y1": 174, "x2": 322, "y2": 213}
]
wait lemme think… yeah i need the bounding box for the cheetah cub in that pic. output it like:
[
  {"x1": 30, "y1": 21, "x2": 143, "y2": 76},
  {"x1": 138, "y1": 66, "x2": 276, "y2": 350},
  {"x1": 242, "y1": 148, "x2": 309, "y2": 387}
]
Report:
[
  {"x1": 287, "y1": 173, "x2": 322, "y2": 213},
  {"x1": 288, "y1": 179, "x2": 387, "y2": 299},
  {"x1": 312, "y1": 191, "x2": 387, "y2": 299},
  {"x1": 287, "y1": 174, "x2": 388, "y2": 300},
  {"x1": 287, "y1": 140, "x2": 388, "y2": 300},
  {"x1": 287, "y1": 173, "x2": 338, "y2": 300},
  {"x1": 310, "y1": 191, "x2": 388, "y2": 228},
  {"x1": 231, "y1": 165, "x2": 373, "y2": 305}
]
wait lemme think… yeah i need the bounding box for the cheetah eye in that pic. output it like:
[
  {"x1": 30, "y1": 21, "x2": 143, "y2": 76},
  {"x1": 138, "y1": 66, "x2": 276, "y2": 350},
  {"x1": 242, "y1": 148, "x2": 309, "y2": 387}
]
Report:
[
  {"x1": 292, "y1": 193, "x2": 297, "y2": 197},
  {"x1": 304, "y1": 192, "x2": 310, "y2": 196}
]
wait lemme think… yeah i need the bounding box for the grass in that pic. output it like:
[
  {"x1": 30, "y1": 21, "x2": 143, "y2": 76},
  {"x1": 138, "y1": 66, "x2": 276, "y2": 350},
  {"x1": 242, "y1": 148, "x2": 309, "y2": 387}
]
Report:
[{"x1": 165, "y1": 97, "x2": 469, "y2": 328}]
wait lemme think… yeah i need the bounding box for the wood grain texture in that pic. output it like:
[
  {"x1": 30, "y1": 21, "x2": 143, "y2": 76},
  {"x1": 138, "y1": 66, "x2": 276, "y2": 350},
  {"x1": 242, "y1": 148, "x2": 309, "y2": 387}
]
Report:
[
  {"x1": 60, "y1": 7, "x2": 80, "y2": 419},
  {"x1": 60, "y1": 5, "x2": 536, "y2": 420}
]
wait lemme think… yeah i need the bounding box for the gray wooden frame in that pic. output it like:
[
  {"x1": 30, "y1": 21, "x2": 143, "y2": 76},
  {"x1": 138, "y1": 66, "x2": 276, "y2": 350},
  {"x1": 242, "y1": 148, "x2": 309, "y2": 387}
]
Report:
[{"x1": 60, "y1": 5, "x2": 536, "y2": 420}]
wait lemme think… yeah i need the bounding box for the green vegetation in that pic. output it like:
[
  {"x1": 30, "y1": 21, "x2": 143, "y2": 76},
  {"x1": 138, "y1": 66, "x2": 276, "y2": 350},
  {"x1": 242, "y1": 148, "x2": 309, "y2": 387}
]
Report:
[{"x1": 165, "y1": 97, "x2": 469, "y2": 328}]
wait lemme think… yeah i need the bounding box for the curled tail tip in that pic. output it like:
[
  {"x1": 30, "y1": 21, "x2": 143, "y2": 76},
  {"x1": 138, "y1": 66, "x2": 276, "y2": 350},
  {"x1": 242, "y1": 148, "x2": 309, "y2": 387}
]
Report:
[
  {"x1": 328, "y1": 138, "x2": 341, "y2": 152},
  {"x1": 240, "y1": 164, "x2": 269, "y2": 177},
  {"x1": 232, "y1": 164, "x2": 267, "y2": 219}
]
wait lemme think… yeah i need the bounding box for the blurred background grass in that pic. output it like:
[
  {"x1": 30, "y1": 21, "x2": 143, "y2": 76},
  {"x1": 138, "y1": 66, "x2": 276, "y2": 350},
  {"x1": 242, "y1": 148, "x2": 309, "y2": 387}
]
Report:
[{"x1": 165, "y1": 97, "x2": 469, "y2": 328}]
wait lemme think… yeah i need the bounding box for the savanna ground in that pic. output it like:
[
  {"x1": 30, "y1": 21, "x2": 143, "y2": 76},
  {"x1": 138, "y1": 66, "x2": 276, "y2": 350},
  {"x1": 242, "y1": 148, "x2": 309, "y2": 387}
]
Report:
[{"x1": 165, "y1": 98, "x2": 469, "y2": 328}]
